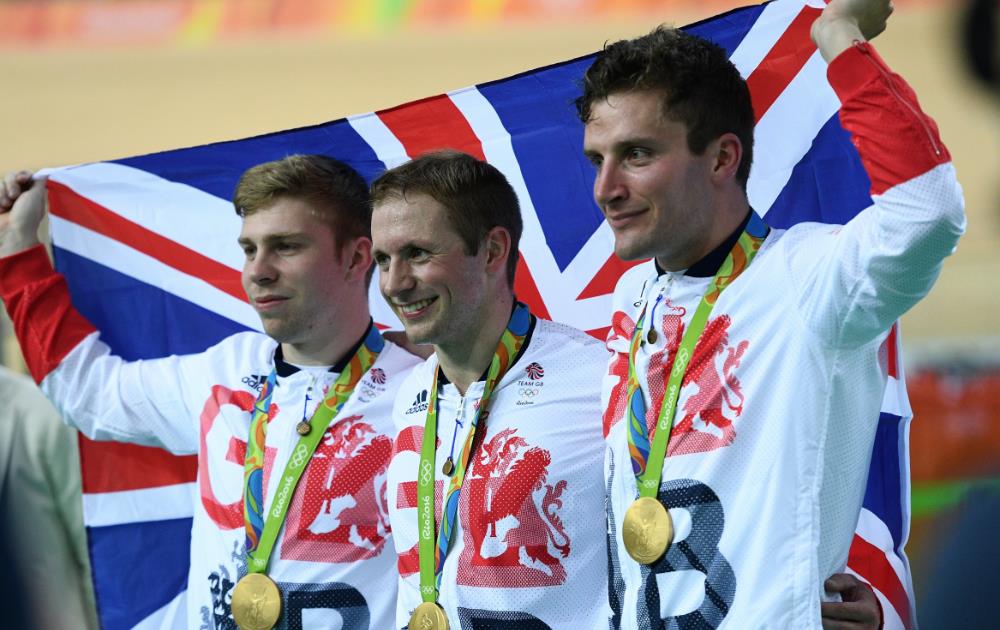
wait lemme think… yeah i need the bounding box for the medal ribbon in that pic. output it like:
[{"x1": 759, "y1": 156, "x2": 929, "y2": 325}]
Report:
[
  {"x1": 627, "y1": 214, "x2": 769, "y2": 497},
  {"x1": 242, "y1": 323, "x2": 384, "y2": 574},
  {"x1": 416, "y1": 302, "x2": 532, "y2": 604}
]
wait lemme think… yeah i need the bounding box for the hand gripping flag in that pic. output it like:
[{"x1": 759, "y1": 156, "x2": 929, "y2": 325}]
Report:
[{"x1": 43, "y1": 1, "x2": 915, "y2": 627}]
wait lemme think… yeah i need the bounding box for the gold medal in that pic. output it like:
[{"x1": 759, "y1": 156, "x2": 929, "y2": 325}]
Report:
[
  {"x1": 295, "y1": 420, "x2": 311, "y2": 436},
  {"x1": 442, "y1": 457, "x2": 455, "y2": 476},
  {"x1": 646, "y1": 329, "x2": 658, "y2": 344},
  {"x1": 232, "y1": 573, "x2": 282, "y2": 630},
  {"x1": 409, "y1": 601, "x2": 449, "y2": 630},
  {"x1": 622, "y1": 496, "x2": 673, "y2": 565}
]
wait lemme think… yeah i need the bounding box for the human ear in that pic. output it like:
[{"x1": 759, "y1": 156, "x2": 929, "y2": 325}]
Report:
[
  {"x1": 344, "y1": 237, "x2": 373, "y2": 283},
  {"x1": 483, "y1": 226, "x2": 512, "y2": 277},
  {"x1": 711, "y1": 133, "x2": 743, "y2": 184}
]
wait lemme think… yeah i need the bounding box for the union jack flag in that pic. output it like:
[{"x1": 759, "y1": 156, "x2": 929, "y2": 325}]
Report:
[{"x1": 44, "y1": 0, "x2": 915, "y2": 627}]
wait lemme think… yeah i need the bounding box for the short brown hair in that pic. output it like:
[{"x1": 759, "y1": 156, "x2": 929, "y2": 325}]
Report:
[
  {"x1": 233, "y1": 154, "x2": 371, "y2": 246},
  {"x1": 576, "y1": 27, "x2": 754, "y2": 189},
  {"x1": 370, "y1": 150, "x2": 523, "y2": 289}
]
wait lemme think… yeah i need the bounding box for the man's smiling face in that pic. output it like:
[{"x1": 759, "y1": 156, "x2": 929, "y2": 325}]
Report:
[
  {"x1": 371, "y1": 192, "x2": 492, "y2": 354},
  {"x1": 583, "y1": 89, "x2": 718, "y2": 271}
]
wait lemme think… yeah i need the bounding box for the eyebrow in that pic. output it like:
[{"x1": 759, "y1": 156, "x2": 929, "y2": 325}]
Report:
[
  {"x1": 584, "y1": 134, "x2": 666, "y2": 155},
  {"x1": 239, "y1": 231, "x2": 307, "y2": 243},
  {"x1": 371, "y1": 242, "x2": 427, "y2": 258}
]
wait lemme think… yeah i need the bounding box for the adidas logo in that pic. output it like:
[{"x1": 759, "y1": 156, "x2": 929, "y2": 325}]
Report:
[
  {"x1": 404, "y1": 390, "x2": 429, "y2": 415},
  {"x1": 241, "y1": 374, "x2": 268, "y2": 392}
]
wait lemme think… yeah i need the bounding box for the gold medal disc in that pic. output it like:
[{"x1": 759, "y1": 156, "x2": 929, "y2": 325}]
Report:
[
  {"x1": 622, "y1": 496, "x2": 673, "y2": 565},
  {"x1": 409, "y1": 601, "x2": 449, "y2": 630},
  {"x1": 232, "y1": 573, "x2": 282, "y2": 630}
]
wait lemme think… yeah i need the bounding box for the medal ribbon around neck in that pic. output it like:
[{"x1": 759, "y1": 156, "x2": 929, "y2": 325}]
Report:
[
  {"x1": 416, "y1": 302, "x2": 531, "y2": 604},
  {"x1": 242, "y1": 323, "x2": 384, "y2": 574},
  {"x1": 626, "y1": 214, "x2": 768, "y2": 496}
]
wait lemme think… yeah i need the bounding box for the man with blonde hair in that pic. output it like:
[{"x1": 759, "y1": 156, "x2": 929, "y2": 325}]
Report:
[{"x1": 0, "y1": 154, "x2": 419, "y2": 629}]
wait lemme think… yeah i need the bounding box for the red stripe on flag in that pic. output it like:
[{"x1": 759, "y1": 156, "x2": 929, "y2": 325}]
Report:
[
  {"x1": 848, "y1": 533, "x2": 911, "y2": 629},
  {"x1": 514, "y1": 254, "x2": 552, "y2": 320},
  {"x1": 377, "y1": 94, "x2": 486, "y2": 160},
  {"x1": 745, "y1": 6, "x2": 822, "y2": 122},
  {"x1": 47, "y1": 180, "x2": 246, "y2": 303},
  {"x1": 378, "y1": 93, "x2": 552, "y2": 318},
  {"x1": 577, "y1": 253, "x2": 647, "y2": 300},
  {"x1": 79, "y1": 434, "x2": 197, "y2": 493}
]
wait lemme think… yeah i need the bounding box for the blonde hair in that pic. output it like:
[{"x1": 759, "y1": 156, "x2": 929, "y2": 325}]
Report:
[{"x1": 233, "y1": 154, "x2": 371, "y2": 246}]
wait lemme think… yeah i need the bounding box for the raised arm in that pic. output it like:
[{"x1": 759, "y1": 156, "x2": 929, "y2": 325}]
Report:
[
  {"x1": 0, "y1": 170, "x2": 45, "y2": 256},
  {"x1": 785, "y1": 0, "x2": 965, "y2": 347},
  {"x1": 0, "y1": 170, "x2": 201, "y2": 453},
  {"x1": 811, "y1": 0, "x2": 893, "y2": 62}
]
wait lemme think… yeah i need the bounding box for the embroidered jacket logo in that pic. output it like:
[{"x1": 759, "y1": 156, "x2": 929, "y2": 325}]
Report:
[
  {"x1": 241, "y1": 373, "x2": 267, "y2": 393},
  {"x1": 404, "y1": 390, "x2": 429, "y2": 415},
  {"x1": 369, "y1": 368, "x2": 387, "y2": 385},
  {"x1": 358, "y1": 367, "x2": 388, "y2": 402},
  {"x1": 525, "y1": 362, "x2": 544, "y2": 380},
  {"x1": 517, "y1": 363, "x2": 545, "y2": 405}
]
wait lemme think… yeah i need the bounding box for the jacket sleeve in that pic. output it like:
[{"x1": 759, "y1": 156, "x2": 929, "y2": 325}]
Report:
[
  {"x1": 785, "y1": 42, "x2": 966, "y2": 348},
  {"x1": 0, "y1": 245, "x2": 200, "y2": 453}
]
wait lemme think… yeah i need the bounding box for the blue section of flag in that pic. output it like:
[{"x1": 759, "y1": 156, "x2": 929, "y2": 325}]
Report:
[
  {"x1": 685, "y1": 1, "x2": 769, "y2": 57},
  {"x1": 478, "y1": 2, "x2": 766, "y2": 272},
  {"x1": 113, "y1": 120, "x2": 387, "y2": 201},
  {"x1": 88, "y1": 518, "x2": 192, "y2": 630},
  {"x1": 54, "y1": 247, "x2": 247, "y2": 359},
  {"x1": 863, "y1": 412, "x2": 905, "y2": 551},
  {"x1": 765, "y1": 114, "x2": 873, "y2": 228},
  {"x1": 479, "y1": 57, "x2": 603, "y2": 271},
  {"x1": 56, "y1": 2, "x2": 915, "y2": 624}
]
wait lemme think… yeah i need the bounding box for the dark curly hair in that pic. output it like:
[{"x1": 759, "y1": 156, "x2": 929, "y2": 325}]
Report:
[{"x1": 576, "y1": 26, "x2": 754, "y2": 189}]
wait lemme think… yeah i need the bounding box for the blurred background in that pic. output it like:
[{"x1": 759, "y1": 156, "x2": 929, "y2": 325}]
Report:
[{"x1": 1, "y1": 0, "x2": 997, "y2": 624}]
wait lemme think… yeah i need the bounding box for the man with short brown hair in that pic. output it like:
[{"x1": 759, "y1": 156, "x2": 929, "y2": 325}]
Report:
[
  {"x1": 0, "y1": 154, "x2": 419, "y2": 630},
  {"x1": 372, "y1": 150, "x2": 610, "y2": 629}
]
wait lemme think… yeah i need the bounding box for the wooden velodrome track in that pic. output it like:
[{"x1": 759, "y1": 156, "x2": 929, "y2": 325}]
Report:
[{"x1": 1, "y1": 2, "x2": 996, "y2": 365}]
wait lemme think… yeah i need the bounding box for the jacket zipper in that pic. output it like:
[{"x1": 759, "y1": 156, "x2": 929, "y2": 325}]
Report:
[{"x1": 855, "y1": 40, "x2": 942, "y2": 157}]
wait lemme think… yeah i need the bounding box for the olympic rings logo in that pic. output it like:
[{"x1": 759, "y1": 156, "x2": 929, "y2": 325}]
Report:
[
  {"x1": 419, "y1": 460, "x2": 433, "y2": 486},
  {"x1": 290, "y1": 443, "x2": 309, "y2": 468},
  {"x1": 518, "y1": 388, "x2": 539, "y2": 397},
  {"x1": 671, "y1": 347, "x2": 690, "y2": 377}
]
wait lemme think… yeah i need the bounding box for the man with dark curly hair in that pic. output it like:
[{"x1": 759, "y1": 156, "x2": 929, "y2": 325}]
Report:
[{"x1": 582, "y1": 0, "x2": 964, "y2": 627}]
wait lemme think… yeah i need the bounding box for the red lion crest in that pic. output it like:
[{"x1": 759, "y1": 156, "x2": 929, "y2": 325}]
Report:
[
  {"x1": 281, "y1": 415, "x2": 392, "y2": 563},
  {"x1": 457, "y1": 428, "x2": 571, "y2": 587},
  {"x1": 605, "y1": 301, "x2": 748, "y2": 455}
]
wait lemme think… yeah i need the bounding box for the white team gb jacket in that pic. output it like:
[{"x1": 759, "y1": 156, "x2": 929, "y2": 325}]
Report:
[
  {"x1": 602, "y1": 43, "x2": 965, "y2": 629},
  {"x1": 0, "y1": 246, "x2": 421, "y2": 630},
  {"x1": 387, "y1": 317, "x2": 611, "y2": 629}
]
